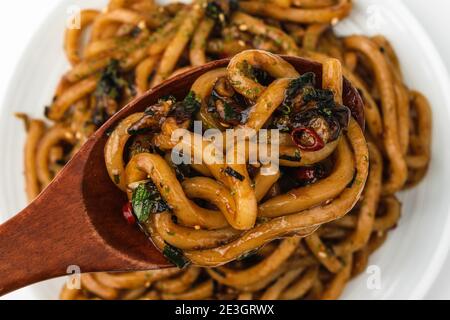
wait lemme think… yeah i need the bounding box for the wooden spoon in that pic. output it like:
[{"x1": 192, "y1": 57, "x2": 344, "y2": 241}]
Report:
[{"x1": 0, "y1": 56, "x2": 364, "y2": 296}]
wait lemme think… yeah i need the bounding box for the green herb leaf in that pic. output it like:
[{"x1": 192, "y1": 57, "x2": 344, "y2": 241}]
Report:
[
  {"x1": 183, "y1": 91, "x2": 201, "y2": 114},
  {"x1": 206, "y1": 2, "x2": 221, "y2": 21},
  {"x1": 223, "y1": 102, "x2": 239, "y2": 122},
  {"x1": 131, "y1": 182, "x2": 169, "y2": 222},
  {"x1": 95, "y1": 60, "x2": 127, "y2": 99},
  {"x1": 281, "y1": 72, "x2": 316, "y2": 114},
  {"x1": 168, "y1": 91, "x2": 201, "y2": 123},
  {"x1": 205, "y1": 0, "x2": 239, "y2": 25},
  {"x1": 93, "y1": 59, "x2": 128, "y2": 126},
  {"x1": 303, "y1": 87, "x2": 334, "y2": 104},
  {"x1": 163, "y1": 244, "x2": 190, "y2": 269}
]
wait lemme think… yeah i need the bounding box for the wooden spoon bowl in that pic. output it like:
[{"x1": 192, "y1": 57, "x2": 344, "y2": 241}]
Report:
[{"x1": 0, "y1": 56, "x2": 364, "y2": 296}]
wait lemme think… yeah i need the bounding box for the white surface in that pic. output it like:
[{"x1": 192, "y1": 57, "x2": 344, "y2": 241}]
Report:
[{"x1": 1, "y1": 0, "x2": 450, "y2": 300}]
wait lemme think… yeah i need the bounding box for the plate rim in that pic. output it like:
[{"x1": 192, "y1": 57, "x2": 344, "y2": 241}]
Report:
[{"x1": 387, "y1": 0, "x2": 450, "y2": 300}]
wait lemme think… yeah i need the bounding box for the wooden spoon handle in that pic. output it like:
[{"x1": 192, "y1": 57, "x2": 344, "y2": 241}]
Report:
[
  {"x1": 0, "y1": 202, "x2": 72, "y2": 294},
  {"x1": 0, "y1": 191, "x2": 133, "y2": 296},
  {"x1": 0, "y1": 136, "x2": 167, "y2": 296},
  {"x1": 0, "y1": 193, "x2": 79, "y2": 294},
  {"x1": 0, "y1": 143, "x2": 121, "y2": 296}
]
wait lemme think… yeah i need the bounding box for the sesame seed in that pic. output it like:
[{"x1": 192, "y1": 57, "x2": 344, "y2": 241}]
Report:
[
  {"x1": 239, "y1": 24, "x2": 249, "y2": 31},
  {"x1": 138, "y1": 20, "x2": 147, "y2": 29}
]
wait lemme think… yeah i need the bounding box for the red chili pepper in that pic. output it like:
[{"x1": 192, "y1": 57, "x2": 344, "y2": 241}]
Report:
[
  {"x1": 291, "y1": 127, "x2": 325, "y2": 151},
  {"x1": 122, "y1": 202, "x2": 136, "y2": 225}
]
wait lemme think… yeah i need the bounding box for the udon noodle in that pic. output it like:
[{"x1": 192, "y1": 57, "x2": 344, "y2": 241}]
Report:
[{"x1": 18, "y1": 0, "x2": 431, "y2": 300}]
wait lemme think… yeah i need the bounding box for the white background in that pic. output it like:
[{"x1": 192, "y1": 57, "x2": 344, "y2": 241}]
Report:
[{"x1": 0, "y1": 0, "x2": 449, "y2": 299}]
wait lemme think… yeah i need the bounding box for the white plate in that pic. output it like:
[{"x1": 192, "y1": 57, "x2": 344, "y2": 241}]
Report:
[{"x1": 1, "y1": 0, "x2": 450, "y2": 300}]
